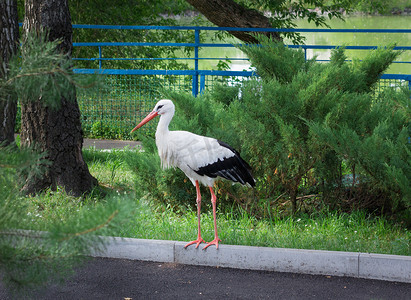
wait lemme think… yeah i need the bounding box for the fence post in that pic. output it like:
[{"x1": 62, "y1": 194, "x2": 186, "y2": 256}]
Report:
[
  {"x1": 199, "y1": 74, "x2": 205, "y2": 95},
  {"x1": 98, "y1": 46, "x2": 102, "y2": 69},
  {"x1": 192, "y1": 28, "x2": 200, "y2": 97},
  {"x1": 409, "y1": 79, "x2": 411, "y2": 144}
]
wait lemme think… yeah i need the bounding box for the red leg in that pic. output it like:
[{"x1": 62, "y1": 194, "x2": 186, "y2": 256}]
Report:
[
  {"x1": 184, "y1": 181, "x2": 205, "y2": 249},
  {"x1": 203, "y1": 186, "x2": 221, "y2": 250}
]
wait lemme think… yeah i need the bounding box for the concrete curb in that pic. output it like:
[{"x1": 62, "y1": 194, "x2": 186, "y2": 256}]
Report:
[{"x1": 93, "y1": 237, "x2": 411, "y2": 283}]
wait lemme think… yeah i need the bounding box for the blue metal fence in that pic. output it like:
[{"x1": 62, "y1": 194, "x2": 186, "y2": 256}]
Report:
[
  {"x1": 72, "y1": 25, "x2": 411, "y2": 95},
  {"x1": 70, "y1": 25, "x2": 411, "y2": 139}
]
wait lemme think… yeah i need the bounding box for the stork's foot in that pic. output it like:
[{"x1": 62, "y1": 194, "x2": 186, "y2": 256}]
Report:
[
  {"x1": 184, "y1": 237, "x2": 205, "y2": 249},
  {"x1": 203, "y1": 237, "x2": 222, "y2": 250}
]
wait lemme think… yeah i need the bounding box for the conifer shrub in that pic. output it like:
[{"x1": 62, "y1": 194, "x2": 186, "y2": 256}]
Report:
[{"x1": 128, "y1": 37, "x2": 410, "y2": 219}]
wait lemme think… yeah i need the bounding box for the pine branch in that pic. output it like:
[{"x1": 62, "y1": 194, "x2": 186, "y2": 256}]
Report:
[
  {"x1": 59, "y1": 210, "x2": 119, "y2": 241},
  {"x1": 0, "y1": 229, "x2": 46, "y2": 239},
  {"x1": 5, "y1": 67, "x2": 61, "y2": 85}
]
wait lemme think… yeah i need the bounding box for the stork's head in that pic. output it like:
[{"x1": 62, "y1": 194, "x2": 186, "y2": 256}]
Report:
[
  {"x1": 153, "y1": 99, "x2": 175, "y2": 116},
  {"x1": 131, "y1": 99, "x2": 175, "y2": 133}
]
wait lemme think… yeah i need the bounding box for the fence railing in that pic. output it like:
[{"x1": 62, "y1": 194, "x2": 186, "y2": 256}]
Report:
[{"x1": 69, "y1": 25, "x2": 411, "y2": 139}]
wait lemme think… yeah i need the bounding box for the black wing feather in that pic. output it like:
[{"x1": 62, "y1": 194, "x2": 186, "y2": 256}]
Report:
[{"x1": 194, "y1": 140, "x2": 255, "y2": 187}]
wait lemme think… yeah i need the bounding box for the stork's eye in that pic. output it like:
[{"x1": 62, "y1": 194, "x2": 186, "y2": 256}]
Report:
[{"x1": 157, "y1": 105, "x2": 164, "y2": 110}]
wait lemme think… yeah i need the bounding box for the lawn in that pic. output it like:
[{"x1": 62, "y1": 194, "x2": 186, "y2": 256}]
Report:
[{"x1": 26, "y1": 148, "x2": 410, "y2": 256}]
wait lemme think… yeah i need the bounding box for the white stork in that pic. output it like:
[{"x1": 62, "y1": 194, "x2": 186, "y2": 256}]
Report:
[{"x1": 131, "y1": 99, "x2": 255, "y2": 250}]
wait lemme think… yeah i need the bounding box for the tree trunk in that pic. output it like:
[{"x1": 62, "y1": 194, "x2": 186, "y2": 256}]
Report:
[
  {"x1": 21, "y1": 0, "x2": 97, "y2": 196},
  {"x1": 186, "y1": 0, "x2": 281, "y2": 43},
  {"x1": 0, "y1": 0, "x2": 19, "y2": 146}
]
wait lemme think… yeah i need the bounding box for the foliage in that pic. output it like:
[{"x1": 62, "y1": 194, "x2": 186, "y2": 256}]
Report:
[
  {"x1": 1, "y1": 31, "x2": 101, "y2": 110},
  {"x1": 0, "y1": 32, "x2": 133, "y2": 293},
  {"x1": 235, "y1": 0, "x2": 358, "y2": 43},
  {"x1": 307, "y1": 86, "x2": 411, "y2": 210},
  {"x1": 82, "y1": 147, "x2": 136, "y2": 190},
  {"x1": 89, "y1": 121, "x2": 120, "y2": 140},
  {"x1": 15, "y1": 0, "x2": 199, "y2": 70},
  {"x1": 238, "y1": 38, "x2": 409, "y2": 214},
  {"x1": 353, "y1": 0, "x2": 401, "y2": 14},
  {"x1": 15, "y1": 0, "x2": 370, "y2": 71},
  {"x1": 127, "y1": 37, "x2": 409, "y2": 220},
  {"x1": 69, "y1": 0, "x2": 199, "y2": 70},
  {"x1": 0, "y1": 144, "x2": 135, "y2": 294}
]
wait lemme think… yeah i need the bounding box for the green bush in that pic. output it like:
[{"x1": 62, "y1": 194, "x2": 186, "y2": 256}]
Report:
[
  {"x1": 127, "y1": 38, "x2": 410, "y2": 219},
  {"x1": 237, "y1": 39, "x2": 409, "y2": 215}
]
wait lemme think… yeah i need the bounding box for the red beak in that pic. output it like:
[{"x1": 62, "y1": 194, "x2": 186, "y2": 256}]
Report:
[{"x1": 131, "y1": 110, "x2": 159, "y2": 133}]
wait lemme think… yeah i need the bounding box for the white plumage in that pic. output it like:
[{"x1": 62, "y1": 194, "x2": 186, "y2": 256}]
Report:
[
  {"x1": 159, "y1": 131, "x2": 235, "y2": 186},
  {"x1": 131, "y1": 99, "x2": 255, "y2": 250}
]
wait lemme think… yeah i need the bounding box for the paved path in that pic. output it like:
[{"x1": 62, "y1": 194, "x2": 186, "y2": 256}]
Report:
[
  {"x1": 14, "y1": 135, "x2": 141, "y2": 150},
  {"x1": 1, "y1": 257, "x2": 410, "y2": 299},
  {"x1": 83, "y1": 138, "x2": 141, "y2": 150}
]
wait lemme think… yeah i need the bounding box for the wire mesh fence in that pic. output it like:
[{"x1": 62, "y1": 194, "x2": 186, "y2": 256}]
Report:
[
  {"x1": 376, "y1": 78, "x2": 410, "y2": 94},
  {"x1": 77, "y1": 74, "x2": 192, "y2": 139},
  {"x1": 77, "y1": 73, "x2": 410, "y2": 140}
]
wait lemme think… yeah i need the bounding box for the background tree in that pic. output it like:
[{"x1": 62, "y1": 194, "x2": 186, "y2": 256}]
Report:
[
  {"x1": 186, "y1": 0, "x2": 281, "y2": 43},
  {"x1": 15, "y1": 0, "x2": 366, "y2": 70},
  {"x1": 16, "y1": 0, "x2": 196, "y2": 70},
  {"x1": 0, "y1": 0, "x2": 19, "y2": 146},
  {"x1": 186, "y1": 0, "x2": 357, "y2": 44},
  {"x1": 20, "y1": 0, "x2": 97, "y2": 196}
]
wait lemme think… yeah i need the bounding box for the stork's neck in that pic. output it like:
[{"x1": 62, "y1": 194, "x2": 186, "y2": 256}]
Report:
[{"x1": 156, "y1": 110, "x2": 174, "y2": 138}]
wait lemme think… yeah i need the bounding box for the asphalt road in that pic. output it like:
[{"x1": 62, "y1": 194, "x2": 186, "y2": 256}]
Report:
[{"x1": 2, "y1": 257, "x2": 410, "y2": 299}]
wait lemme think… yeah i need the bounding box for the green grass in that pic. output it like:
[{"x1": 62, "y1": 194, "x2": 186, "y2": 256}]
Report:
[
  {"x1": 25, "y1": 148, "x2": 135, "y2": 229},
  {"x1": 83, "y1": 147, "x2": 135, "y2": 190},
  {"x1": 119, "y1": 202, "x2": 410, "y2": 256},
  {"x1": 25, "y1": 148, "x2": 410, "y2": 256}
]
